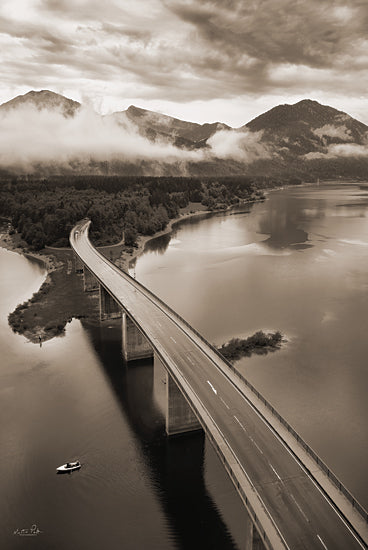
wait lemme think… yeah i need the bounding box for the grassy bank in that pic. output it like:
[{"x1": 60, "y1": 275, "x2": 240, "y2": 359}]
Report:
[
  {"x1": 1, "y1": 202, "x2": 211, "y2": 343},
  {"x1": 7, "y1": 249, "x2": 100, "y2": 343},
  {"x1": 2, "y1": 201, "x2": 282, "y2": 349}
]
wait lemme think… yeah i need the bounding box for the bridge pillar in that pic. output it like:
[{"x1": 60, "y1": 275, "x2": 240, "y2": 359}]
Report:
[
  {"x1": 166, "y1": 371, "x2": 202, "y2": 436},
  {"x1": 122, "y1": 312, "x2": 153, "y2": 362},
  {"x1": 83, "y1": 266, "x2": 99, "y2": 292},
  {"x1": 251, "y1": 524, "x2": 265, "y2": 550},
  {"x1": 99, "y1": 286, "x2": 122, "y2": 321},
  {"x1": 74, "y1": 254, "x2": 84, "y2": 273}
]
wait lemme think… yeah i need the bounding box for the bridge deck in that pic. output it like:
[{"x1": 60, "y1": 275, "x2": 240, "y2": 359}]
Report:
[{"x1": 71, "y1": 220, "x2": 366, "y2": 550}]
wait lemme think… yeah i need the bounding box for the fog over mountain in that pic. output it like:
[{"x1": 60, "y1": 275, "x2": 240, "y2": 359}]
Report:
[{"x1": 0, "y1": 90, "x2": 367, "y2": 178}]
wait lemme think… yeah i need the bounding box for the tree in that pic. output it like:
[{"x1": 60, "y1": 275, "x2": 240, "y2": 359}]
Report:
[{"x1": 124, "y1": 225, "x2": 138, "y2": 246}]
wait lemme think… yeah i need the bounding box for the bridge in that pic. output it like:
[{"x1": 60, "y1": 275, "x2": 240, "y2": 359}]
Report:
[{"x1": 70, "y1": 219, "x2": 368, "y2": 550}]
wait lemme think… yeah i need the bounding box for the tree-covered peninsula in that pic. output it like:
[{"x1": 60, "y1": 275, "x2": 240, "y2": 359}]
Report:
[{"x1": 0, "y1": 174, "x2": 286, "y2": 250}]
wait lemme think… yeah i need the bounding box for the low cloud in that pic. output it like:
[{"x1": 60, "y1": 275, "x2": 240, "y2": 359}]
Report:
[
  {"x1": 328, "y1": 143, "x2": 368, "y2": 157},
  {"x1": 207, "y1": 128, "x2": 273, "y2": 161},
  {"x1": 0, "y1": 104, "x2": 203, "y2": 171},
  {"x1": 313, "y1": 124, "x2": 353, "y2": 141},
  {"x1": 305, "y1": 142, "x2": 368, "y2": 159}
]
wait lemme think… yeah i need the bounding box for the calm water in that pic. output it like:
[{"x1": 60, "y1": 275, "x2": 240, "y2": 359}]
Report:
[
  {"x1": 1, "y1": 182, "x2": 367, "y2": 549},
  {"x1": 0, "y1": 249, "x2": 246, "y2": 549},
  {"x1": 133, "y1": 182, "x2": 368, "y2": 509}
]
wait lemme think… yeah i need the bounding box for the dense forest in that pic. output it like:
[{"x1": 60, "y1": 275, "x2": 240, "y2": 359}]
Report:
[{"x1": 0, "y1": 175, "x2": 291, "y2": 250}]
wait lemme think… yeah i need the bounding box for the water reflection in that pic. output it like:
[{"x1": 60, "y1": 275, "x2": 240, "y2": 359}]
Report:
[
  {"x1": 84, "y1": 320, "x2": 243, "y2": 550},
  {"x1": 133, "y1": 182, "x2": 368, "y2": 509},
  {"x1": 141, "y1": 209, "x2": 255, "y2": 258},
  {"x1": 0, "y1": 249, "x2": 245, "y2": 550},
  {"x1": 143, "y1": 232, "x2": 171, "y2": 256},
  {"x1": 257, "y1": 195, "x2": 315, "y2": 249}
]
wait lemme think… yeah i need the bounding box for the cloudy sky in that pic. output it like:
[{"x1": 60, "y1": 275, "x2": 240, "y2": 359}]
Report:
[{"x1": 0, "y1": 0, "x2": 367, "y2": 126}]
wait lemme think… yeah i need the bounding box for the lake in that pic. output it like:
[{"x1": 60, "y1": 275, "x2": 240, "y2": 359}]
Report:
[
  {"x1": 133, "y1": 181, "x2": 368, "y2": 509},
  {"x1": 1, "y1": 181, "x2": 367, "y2": 549}
]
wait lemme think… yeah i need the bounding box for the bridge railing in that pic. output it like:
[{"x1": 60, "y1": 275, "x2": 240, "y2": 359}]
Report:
[
  {"x1": 73, "y1": 222, "x2": 367, "y2": 528},
  {"x1": 201, "y1": 416, "x2": 274, "y2": 549},
  {"x1": 105, "y1": 256, "x2": 368, "y2": 525}
]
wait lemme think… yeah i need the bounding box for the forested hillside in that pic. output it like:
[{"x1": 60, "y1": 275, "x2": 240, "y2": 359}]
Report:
[{"x1": 0, "y1": 175, "x2": 279, "y2": 250}]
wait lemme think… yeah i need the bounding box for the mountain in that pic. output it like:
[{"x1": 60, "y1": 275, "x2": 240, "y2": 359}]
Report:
[
  {"x1": 0, "y1": 91, "x2": 367, "y2": 178},
  {"x1": 0, "y1": 90, "x2": 81, "y2": 118},
  {"x1": 244, "y1": 99, "x2": 368, "y2": 157},
  {"x1": 112, "y1": 105, "x2": 229, "y2": 148}
]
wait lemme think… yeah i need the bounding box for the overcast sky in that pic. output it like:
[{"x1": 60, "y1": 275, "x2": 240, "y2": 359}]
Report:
[{"x1": 0, "y1": 0, "x2": 367, "y2": 126}]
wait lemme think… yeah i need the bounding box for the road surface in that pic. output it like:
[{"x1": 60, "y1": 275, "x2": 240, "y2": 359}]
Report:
[{"x1": 71, "y1": 220, "x2": 366, "y2": 550}]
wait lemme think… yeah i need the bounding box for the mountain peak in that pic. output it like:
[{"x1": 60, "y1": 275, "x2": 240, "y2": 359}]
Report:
[
  {"x1": 245, "y1": 99, "x2": 366, "y2": 133},
  {"x1": 0, "y1": 89, "x2": 81, "y2": 117},
  {"x1": 294, "y1": 99, "x2": 320, "y2": 106},
  {"x1": 126, "y1": 105, "x2": 147, "y2": 117}
]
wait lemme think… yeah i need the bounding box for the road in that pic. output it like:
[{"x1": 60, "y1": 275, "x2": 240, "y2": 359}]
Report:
[{"x1": 71, "y1": 220, "x2": 366, "y2": 550}]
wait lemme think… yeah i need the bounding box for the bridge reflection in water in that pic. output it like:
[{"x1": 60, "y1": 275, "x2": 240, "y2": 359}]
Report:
[
  {"x1": 71, "y1": 220, "x2": 368, "y2": 550},
  {"x1": 84, "y1": 319, "x2": 253, "y2": 550}
]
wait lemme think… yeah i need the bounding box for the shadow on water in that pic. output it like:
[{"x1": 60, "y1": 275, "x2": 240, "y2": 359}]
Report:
[{"x1": 83, "y1": 320, "x2": 241, "y2": 550}]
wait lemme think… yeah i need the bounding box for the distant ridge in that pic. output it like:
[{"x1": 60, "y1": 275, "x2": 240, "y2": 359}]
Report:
[
  {"x1": 0, "y1": 91, "x2": 367, "y2": 178},
  {"x1": 113, "y1": 104, "x2": 230, "y2": 146}
]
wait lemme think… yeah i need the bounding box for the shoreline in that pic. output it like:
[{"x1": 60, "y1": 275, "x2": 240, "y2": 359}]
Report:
[
  {"x1": 121, "y1": 197, "x2": 267, "y2": 271},
  {"x1": 0, "y1": 228, "x2": 61, "y2": 273},
  {"x1": 123, "y1": 202, "x2": 213, "y2": 270},
  {"x1": 0, "y1": 196, "x2": 265, "y2": 344},
  {"x1": 0, "y1": 203, "x2": 223, "y2": 343}
]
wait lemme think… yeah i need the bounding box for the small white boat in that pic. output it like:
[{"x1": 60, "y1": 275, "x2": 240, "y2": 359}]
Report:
[{"x1": 56, "y1": 460, "x2": 81, "y2": 473}]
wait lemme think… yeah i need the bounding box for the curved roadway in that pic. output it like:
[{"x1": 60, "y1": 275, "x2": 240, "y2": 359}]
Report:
[{"x1": 71, "y1": 220, "x2": 366, "y2": 550}]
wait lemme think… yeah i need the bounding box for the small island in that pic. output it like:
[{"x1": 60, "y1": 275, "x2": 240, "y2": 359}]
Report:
[{"x1": 219, "y1": 331, "x2": 283, "y2": 362}]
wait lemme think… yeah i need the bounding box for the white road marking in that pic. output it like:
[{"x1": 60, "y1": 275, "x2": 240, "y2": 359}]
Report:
[
  {"x1": 253, "y1": 440, "x2": 264, "y2": 455},
  {"x1": 75, "y1": 225, "x2": 364, "y2": 550},
  {"x1": 269, "y1": 463, "x2": 282, "y2": 481},
  {"x1": 317, "y1": 534, "x2": 329, "y2": 550},
  {"x1": 207, "y1": 380, "x2": 217, "y2": 394},
  {"x1": 220, "y1": 396, "x2": 230, "y2": 409},
  {"x1": 178, "y1": 371, "x2": 290, "y2": 550},
  {"x1": 234, "y1": 415, "x2": 246, "y2": 431},
  {"x1": 170, "y1": 336, "x2": 177, "y2": 344},
  {"x1": 186, "y1": 355, "x2": 195, "y2": 365},
  {"x1": 290, "y1": 494, "x2": 310, "y2": 523}
]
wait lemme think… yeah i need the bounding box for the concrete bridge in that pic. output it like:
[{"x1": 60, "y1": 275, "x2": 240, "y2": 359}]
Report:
[{"x1": 70, "y1": 219, "x2": 368, "y2": 550}]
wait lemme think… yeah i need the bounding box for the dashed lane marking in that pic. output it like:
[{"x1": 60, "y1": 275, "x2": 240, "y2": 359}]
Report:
[
  {"x1": 207, "y1": 380, "x2": 217, "y2": 394},
  {"x1": 269, "y1": 463, "x2": 282, "y2": 481},
  {"x1": 317, "y1": 534, "x2": 329, "y2": 550},
  {"x1": 234, "y1": 415, "x2": 246, "y2": 431},
  {"x1": 220, "y1": 396, "x2": 230, "y2": 409},
  {"x1": 290, "y1": 493, "x2": 310, "y2": 523}
]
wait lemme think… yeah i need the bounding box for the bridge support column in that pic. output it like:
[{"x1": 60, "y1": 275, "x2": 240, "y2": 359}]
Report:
[
  {"x1": 83, "y1": 266, "x2": 99, "y2": 292},
  {"x1": 251, "y1": 524, "x2": 265, "y2": 550},
  {"x1": 122, "y1": 312, "x2": 153, "y2": 362},
  {"x1": 74, "y1": 254, "x2": 84, "y2": 273},
  {"x1": 166, "y1": 371, "x2": 202, "y2": 436},
  {"x1": 99, "y1": 286, "x2": 122, "y2": 321}
]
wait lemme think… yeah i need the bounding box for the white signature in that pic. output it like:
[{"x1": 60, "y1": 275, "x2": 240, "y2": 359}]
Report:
[{"x1": 14, "y1": 524, "x2": 42, "y2": 536}]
